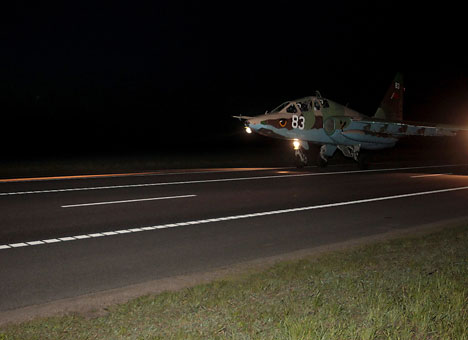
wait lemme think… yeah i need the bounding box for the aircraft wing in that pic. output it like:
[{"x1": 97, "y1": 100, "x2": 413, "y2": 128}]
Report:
[
  {"x1": 323, "y1": 115, "x2": 468, "y2": 147},
  {"x1": 346, "y1": 118, "x2": 468, "y2": 137}
]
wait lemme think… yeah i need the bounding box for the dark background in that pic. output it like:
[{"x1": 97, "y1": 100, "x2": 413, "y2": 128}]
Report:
[{"x1": 1, "y1": 1, "x2": 467, "y2": 163}]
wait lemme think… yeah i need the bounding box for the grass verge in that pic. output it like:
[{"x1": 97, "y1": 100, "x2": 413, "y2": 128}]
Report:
[{"x1": 1, "y1": 225, "x2": 467, "y2": 339}]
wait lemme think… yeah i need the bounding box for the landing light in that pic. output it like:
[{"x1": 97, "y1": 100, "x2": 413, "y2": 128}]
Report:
[
  {"x1": 293, "y1": 139, "x2": 301, "y2": 150},
  {"x1": 245, "y1": 127, "x2": 252, "y2": 134}
]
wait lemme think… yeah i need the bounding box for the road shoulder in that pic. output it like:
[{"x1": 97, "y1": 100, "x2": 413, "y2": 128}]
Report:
[{"x1": 1, "y1": 216, "x2": 467, "y2": 326}]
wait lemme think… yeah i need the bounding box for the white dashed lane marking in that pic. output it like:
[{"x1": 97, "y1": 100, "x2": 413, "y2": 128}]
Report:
[
  {"x1": 0, "y1": 164, "x2": 463, "y2": 197},
  {"x1": 2, "y1": 185, "x2": 468, "y2": 250},
  {"x1": 61, "y1": 194, "x2": 196, "y2": 208}
]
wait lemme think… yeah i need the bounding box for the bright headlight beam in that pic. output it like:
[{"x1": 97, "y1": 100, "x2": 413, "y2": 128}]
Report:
[
  {"x1": 293, "y1": 139, "x2": 300, "y2": 150},
  {"x1": 245, "y1": 127, "x2": 252, "y2": 134}
]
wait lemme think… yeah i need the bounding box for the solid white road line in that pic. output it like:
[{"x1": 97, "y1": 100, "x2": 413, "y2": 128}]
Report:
[
  {"x1": 61, "y1": 194, "x2": 197, "y2": 208},
  {"x1": 2, "y1": 185, "x2": 468, "y2": 250},
  {"x1": 0, "y1": 164, "x2": 465, "y2": 197},
  {"x1": 0, "y1": 167, "x2": 290, "y2": 183},
  {"x1": 411, "y1": 173, "x2": 452, "y2": 178}
]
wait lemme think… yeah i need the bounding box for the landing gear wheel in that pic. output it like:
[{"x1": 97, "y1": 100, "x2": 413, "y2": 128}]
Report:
[
  {"x1": 295, "y1": 156, "x2": 305, "y2": 168},
  {"x1": 316, "y1": 154, "x2": 328, "y2": 168},
  {"x1": 294, "y1": 149, "x2": 308, "y2": 168}
]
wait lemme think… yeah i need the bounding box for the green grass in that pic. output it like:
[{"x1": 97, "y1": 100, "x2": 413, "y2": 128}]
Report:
[{"x1": 1, "y1": 225, "x2": 467, "y2": 339}]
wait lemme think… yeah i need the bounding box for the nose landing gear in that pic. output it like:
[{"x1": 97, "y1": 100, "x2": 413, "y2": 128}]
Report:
[
  {"x1": 294, "y1": 148, "x2": 308, "y2": 168},
  {"x1": 293, "y1": 139, "x2": 309, "y2": 168}
]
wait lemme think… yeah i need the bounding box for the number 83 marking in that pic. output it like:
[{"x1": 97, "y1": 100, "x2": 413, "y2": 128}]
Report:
[{"x1": 292, "y1": 115, "x2": 305, "y2": 130}]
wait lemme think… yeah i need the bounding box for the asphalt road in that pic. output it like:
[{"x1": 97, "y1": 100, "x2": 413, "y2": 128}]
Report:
[{"x1": 1, "y1": 162, "x2": 468, "y2": 312}]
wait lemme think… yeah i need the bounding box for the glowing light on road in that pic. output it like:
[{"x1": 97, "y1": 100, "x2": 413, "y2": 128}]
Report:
[{"x1": 245, "y1": 127, "x2": 252, "y2": 134}]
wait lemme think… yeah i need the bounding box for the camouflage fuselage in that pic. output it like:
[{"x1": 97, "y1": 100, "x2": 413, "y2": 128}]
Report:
[{"x1": 246, "y1": 96, "x2": 398, "y2": 150}]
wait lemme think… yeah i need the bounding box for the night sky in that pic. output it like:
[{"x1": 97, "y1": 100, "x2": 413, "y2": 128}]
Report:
[{"x1": 2, "y1": 1, "x2": 468, "y2": 159}]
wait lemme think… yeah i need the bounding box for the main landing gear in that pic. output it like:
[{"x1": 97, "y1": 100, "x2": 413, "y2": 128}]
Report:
[
  {"x1": 336, "y1": 144, "x2": 371, "y2": 169},
  {"x1": 336, "y1": 145, "x2": 370, "y2": 170},
  {"x1": 293, "y1": 142, "x2": 371, "y2": 169},
  {"x1": 316, "y1": 145, "x2": 336, "y2": 168},
  {"x1": 314, "y1": 144, "x2": 371, "y2": 169}
]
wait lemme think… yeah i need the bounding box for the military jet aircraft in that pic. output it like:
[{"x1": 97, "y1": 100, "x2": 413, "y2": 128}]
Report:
[{"x1": 235, "y1": 73, "x2": 468, "y2": 169}]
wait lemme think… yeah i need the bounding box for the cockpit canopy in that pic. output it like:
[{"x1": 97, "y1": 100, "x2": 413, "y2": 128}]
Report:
[
  {"x1": 268, "y1": 94, "x2": 329, "y2": 115},
  {"x1": 270, "y1": 101, "x2": 290, "y2": 113},
  {"x1": 269, "y1": 101, "x2": 301, "y2": 114},
  {"x1": 268, "y1": 100, "x2": 316, "y2": 114}
]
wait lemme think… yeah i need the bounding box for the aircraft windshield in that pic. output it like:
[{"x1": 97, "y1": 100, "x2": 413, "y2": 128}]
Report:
[
  {"x1": 286, "y1": 104, "x2": 297, "y2": 113},
  {"x1": 270, "y1": 102, "x2": 290, "y2": 113}
]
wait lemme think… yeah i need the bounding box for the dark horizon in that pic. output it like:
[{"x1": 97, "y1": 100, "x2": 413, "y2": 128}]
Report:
[{"x1": 2, "y1": 2, "x2": 468, "y2": 159}]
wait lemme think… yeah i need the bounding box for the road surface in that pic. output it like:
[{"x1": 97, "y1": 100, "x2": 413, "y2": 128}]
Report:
[{"x1": 1, "y1": 162, "x2": 468, "y2": 314}]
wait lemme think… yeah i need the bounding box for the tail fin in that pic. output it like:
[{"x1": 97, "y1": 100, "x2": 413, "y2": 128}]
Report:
[{"x1": 374, "y1": 72, "x2": 404, "y2": 121}]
